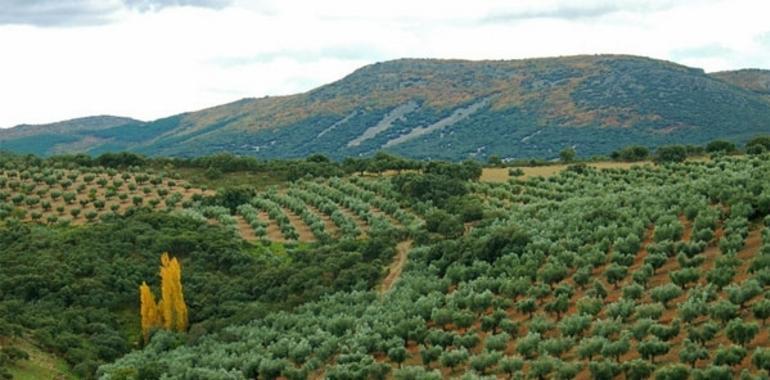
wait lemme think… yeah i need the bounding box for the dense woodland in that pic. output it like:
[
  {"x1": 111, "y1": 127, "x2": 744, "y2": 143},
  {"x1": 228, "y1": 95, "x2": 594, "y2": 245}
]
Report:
[{"x1": 1, "y1": 137, "x2": 770, "y2": 379}]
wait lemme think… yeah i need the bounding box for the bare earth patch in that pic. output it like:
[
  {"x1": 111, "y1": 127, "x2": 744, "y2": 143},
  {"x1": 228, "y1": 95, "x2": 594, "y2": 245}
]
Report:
[
  {"x1": 378, "y1": 240, "x2": 413, "y2": 294},
  {"x1": 259, "y1": 211, "x2": 286, "y2": 242},
  {"x1": 235, "y1": 216, "x2": 257, "y2": 242},
  {"x1": 282, "y1": 207, "x2": 316, "y2": 242}
]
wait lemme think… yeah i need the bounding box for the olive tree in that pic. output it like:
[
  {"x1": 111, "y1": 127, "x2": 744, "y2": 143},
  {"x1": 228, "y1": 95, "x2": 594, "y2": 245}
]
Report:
[
  {"x1": 650, "y1": 283, "x2": 683, "y2": 309},
  {"x1": 713, "y1": 345, "x2": 747, "y2": 367},
  {"x1": 679, "y1": 339, "x2": 708, "y2": 368},
  {"x1": 638, "y1": 338, "x2": 670, "y2": 363},
  {"x1": 623, "y1": 359, "x2": 655, "y2": 380},
  {"x1": 725, "y1": 318, "x2": 759, "y2": 347}
]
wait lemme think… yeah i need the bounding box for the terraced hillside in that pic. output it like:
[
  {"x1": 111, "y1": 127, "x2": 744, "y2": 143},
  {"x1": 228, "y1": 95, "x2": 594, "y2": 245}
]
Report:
[
  {"x1": 193, "y1": 177, "x2": 422, "y2": 244},
  {"x1": 0, "y1": 163, "x2": 421, "y2": 246},
  {"x1": 3, "y1": 55, "x2": 770, "y2": 160},
  {"x1": 98, "y1": 154, "x2": 770, "y2": 379}
]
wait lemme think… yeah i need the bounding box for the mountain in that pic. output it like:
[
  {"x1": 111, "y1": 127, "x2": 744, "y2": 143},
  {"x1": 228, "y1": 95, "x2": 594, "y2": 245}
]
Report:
[
  {"x1": 711, "y1": 68, "x2": 770, "y2": 100},
  {"x1": 0, "y1": 115, "x2": 141, "y2": 155},
  {"x1": 3, "y1": 55, "x2": 770, "y2": 160}
]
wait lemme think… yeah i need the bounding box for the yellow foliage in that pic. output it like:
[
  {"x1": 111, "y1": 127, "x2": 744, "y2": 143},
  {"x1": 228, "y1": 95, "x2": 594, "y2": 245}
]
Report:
[
  {"x1": 139, "y1": 252, "x2": 189, "y2": 343},
  {"x1": 139, "y1": 281, "x2": 161, "y2": 342},
  {"x1": 159, "y1": 253, "x2": 188, "y2": 332}
]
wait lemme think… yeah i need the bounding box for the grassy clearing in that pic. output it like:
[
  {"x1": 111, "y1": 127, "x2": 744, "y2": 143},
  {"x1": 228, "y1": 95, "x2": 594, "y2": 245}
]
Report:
[
  {"x1": 5, "y1": 338, "x2": 76, "y2": 380},
  {"x1": 481, "y1": 161, "x2": 653, "y2": 182}
]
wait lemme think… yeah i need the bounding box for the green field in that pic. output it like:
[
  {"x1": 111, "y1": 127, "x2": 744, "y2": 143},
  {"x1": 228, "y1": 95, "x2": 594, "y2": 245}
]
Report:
[{"x1": 4, "y1": 339, "x2": 76, "y2": 380}]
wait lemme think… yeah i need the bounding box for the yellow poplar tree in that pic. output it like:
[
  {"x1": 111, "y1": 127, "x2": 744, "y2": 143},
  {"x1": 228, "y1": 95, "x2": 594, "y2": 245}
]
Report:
[
  {"x1": 139, "y1": 281, "x2": 161, "y2": 342},
  {"x1": 139, "y1": 253, "x2": 189, "y2": 343},
  {"x1": 159, "y1": 253, "x2": 188, "y2": 332}
]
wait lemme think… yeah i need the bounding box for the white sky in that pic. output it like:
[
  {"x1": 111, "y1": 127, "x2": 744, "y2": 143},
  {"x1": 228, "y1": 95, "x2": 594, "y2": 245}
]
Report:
[{"x1": 1, "y1": 0, "x2": 769, "y2": 128}]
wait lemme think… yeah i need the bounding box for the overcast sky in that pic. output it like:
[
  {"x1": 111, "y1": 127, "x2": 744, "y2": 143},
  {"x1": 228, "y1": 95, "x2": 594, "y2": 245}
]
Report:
[{"x1": 1, "y1": 0, "x2": 769, "y2": 128}]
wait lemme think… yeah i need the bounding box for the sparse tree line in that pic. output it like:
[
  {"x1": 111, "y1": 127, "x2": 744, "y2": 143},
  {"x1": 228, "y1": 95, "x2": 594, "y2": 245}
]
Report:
[{"x1": 484, "y1": 135, "x2": 770, "y2": 166}]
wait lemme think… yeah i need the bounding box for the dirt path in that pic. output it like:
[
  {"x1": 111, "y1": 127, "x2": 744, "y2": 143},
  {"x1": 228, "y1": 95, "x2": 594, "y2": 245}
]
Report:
[
  {"x1": 235, "y1": 216, "x2": 257, "y2": 242},
  {"x1": 259, "y1": 211, "x2": 285, "y2": 242},
  {"x1": 378, "y1": 240, "x2": 413, "y2": 294},
  {"x1": 736, "y1": 226, "x2": 763, "y2": 279},
  {"x1": 679, "y1": 214, "x2": 692, "y2": 242},
  {"x1": 282, "y1": 207, "x2": 316, "y2": 242}
]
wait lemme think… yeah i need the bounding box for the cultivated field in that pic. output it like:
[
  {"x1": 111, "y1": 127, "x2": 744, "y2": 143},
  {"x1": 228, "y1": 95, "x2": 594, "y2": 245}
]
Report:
[
  {"x1": 99, "y1": 154, "x2": 770, "y2": 379},
  {"x1": 0, "y1": 165, "x2": 423, "y2": 245},
  {"x1": 0, "y1": 166, "x2": 211, "y2": 225}
]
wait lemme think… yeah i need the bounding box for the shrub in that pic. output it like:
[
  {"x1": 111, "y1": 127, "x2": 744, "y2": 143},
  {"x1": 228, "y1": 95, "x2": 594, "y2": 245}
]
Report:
[
  {"x1": 611, "y1": 145, "x2": 650, "y2": 162},
  {"x1": 706, "y1": 140, "x2": 736, "y2": 154},
  {"x1": 655, "y1": 145, "x2": 688, "y2": 163}
]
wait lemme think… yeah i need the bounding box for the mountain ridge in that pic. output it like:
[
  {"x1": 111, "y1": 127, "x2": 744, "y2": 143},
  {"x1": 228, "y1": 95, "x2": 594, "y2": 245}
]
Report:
[
  {"x1": 2, "y1": 115, "x2": 141, "y2": 137},
  {"x1": 711, "y1": 68, "x2": 770, "y2": 100},
  {"x1": 2, "y1": 54, "x2": 770, "y2": 160}
]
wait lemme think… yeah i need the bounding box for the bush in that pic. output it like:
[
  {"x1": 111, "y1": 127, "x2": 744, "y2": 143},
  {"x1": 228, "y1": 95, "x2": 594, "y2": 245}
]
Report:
[
  {"x1": 706, "y1": 140, "x2": 736, "y2": 154},
  {"x1": 747, "y1": 136, "x2": 770, "y2": 151},
  {"x1": 655, "y1": 145, "x2": 688, "y2": 163},
  {"x1": 560, "y1": 147, "x2": 576, "y2": 162},
  {"x1": 611, "y1": 145, "x2": 650, "y2": 161}
]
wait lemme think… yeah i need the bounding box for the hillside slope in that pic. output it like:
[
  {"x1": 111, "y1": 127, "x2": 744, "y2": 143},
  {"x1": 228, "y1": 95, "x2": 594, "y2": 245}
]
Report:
[
  {"x1": 0, "y1": 116, "x2": 141, "y2": 155},
  {"x1": 711, "y1": 68, "x2": 770, "y2": 101},
  {"x1": 3, "y1": 55, "x2": 770, "y2": 160}
]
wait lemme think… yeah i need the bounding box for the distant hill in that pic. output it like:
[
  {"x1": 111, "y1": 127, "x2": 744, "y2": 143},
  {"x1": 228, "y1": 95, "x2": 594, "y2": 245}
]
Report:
[
  {"x1": 0, "y1": 115, "x2": 141, "y2": 155},
  {"x1": 2, "y1": 55, "x2": 770, "y2": 160},
  {"x1": 711, "y1": 69, "x2": 770, "y2": 100}
]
